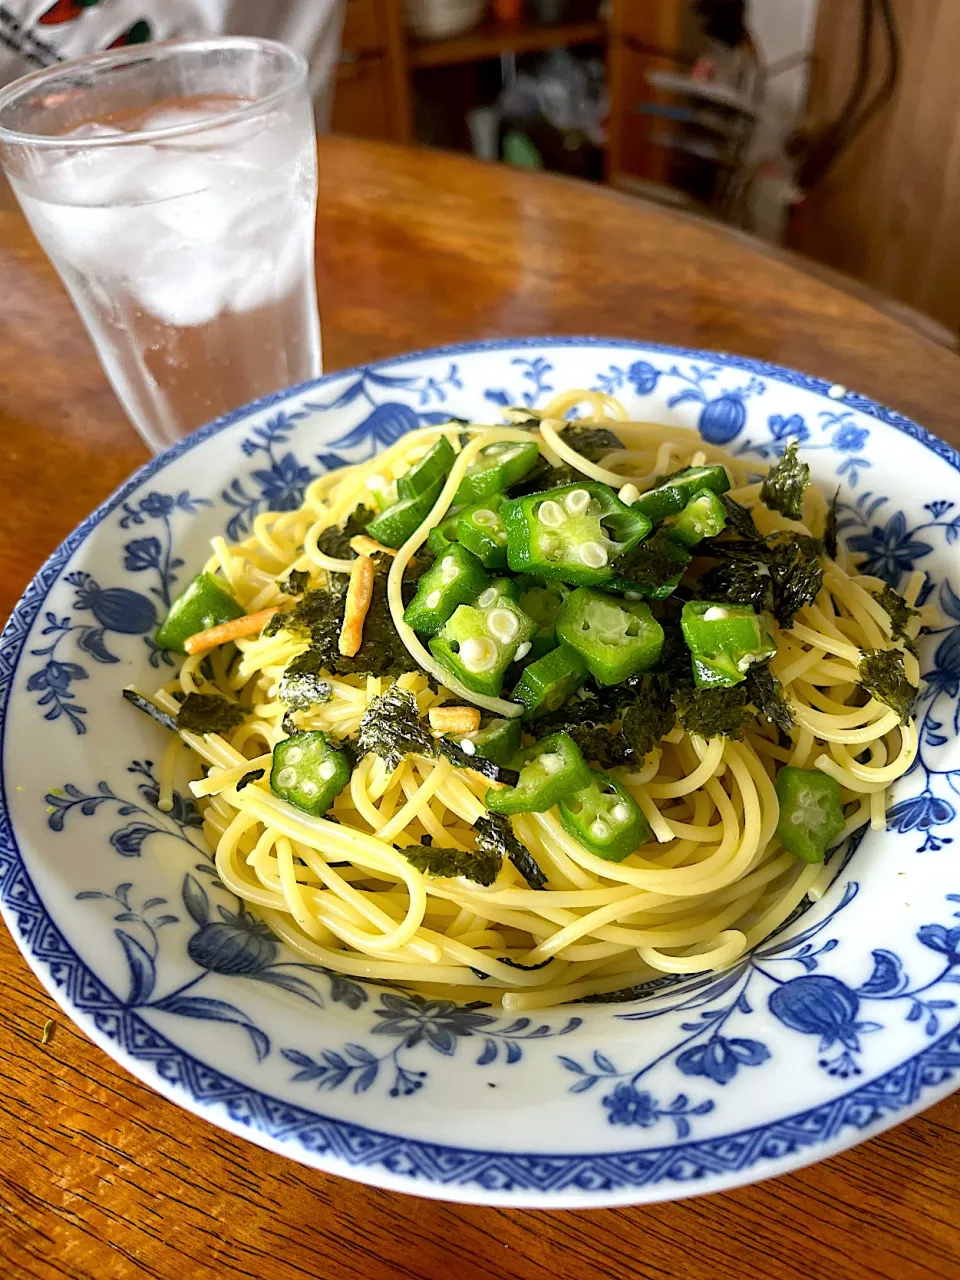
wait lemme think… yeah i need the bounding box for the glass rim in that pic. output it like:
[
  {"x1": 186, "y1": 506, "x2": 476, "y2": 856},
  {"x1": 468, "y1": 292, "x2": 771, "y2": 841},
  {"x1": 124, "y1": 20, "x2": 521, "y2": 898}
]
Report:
[{"x1": 0, "y1": 36, "x2": 308, "y2": 149}]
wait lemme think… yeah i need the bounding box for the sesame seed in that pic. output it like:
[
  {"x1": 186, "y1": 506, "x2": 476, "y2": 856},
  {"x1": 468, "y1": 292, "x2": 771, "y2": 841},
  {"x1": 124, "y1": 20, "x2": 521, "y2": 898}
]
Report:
[
  {"x1": 459, "y1": 738, "x2": 477, "y2": 755},
  {"x1": 618, "y1": 483, "x2": 640, "y2": 505}
]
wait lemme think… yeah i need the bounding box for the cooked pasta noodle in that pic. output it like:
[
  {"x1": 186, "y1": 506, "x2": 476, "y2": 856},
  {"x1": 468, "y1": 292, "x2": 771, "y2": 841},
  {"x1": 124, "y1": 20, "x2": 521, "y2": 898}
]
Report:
[{"x1": 134, "y1": 391, "x2": 922, "y2": 1010}]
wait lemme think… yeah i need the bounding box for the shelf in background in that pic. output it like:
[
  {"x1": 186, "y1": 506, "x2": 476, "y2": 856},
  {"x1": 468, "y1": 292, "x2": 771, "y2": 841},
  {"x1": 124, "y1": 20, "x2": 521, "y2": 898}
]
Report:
[{"x1": 408, "y1": 16, "x2": 606, "y2": 69}]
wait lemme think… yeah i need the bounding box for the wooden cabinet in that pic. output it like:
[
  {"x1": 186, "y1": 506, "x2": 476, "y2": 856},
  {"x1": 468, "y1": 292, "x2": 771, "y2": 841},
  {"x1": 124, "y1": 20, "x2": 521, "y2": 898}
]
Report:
[
  {"x1": 606, "y1": 0, "x2": 684, "y2": 187},
  {"x1": 332, "y1": 0, "x2": 412, "y2": 142},
  {"x1": 341, "y1": 0, "x2": 385, "y2": 52},
  {"x1": 332, "y1": 0, "x2": 685, "y2": 187},
  {"x1": 332, "y1": 55, "x2": 397, "y2": 139}
]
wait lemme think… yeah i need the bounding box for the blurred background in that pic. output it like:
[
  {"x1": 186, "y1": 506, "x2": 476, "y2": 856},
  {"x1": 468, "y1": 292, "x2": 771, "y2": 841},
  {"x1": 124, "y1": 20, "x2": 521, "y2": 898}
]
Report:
[{"x1": 1, "y1": 0, "x2": 955, "y2": 340}]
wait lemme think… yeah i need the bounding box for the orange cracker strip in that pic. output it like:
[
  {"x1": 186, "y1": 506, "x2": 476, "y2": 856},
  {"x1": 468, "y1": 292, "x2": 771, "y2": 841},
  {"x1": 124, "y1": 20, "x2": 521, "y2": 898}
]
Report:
[
  {"x1": 350, "y1": 534, "x2": 397, "y2": 558},
  {"x1": 184, "y1": 607, "x2": 280, "y2": 655},
  {"x1": 339, "y1": 555, "x2": 375, "y2": 656}
]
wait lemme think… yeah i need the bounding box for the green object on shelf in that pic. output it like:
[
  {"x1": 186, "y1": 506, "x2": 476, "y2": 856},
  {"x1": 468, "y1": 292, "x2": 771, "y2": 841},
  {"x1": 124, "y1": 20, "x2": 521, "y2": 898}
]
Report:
[{"x1": 503, "y1": 131, "x2": 544, "y2": 170}]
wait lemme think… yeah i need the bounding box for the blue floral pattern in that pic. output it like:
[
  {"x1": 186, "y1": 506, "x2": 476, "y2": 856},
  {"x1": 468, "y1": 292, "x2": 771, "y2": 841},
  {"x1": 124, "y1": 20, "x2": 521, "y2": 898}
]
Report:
[
  {"x1": 26, "y1": 489, "x2": 210, "y2": 727},
  {"x1": 3, "y1": 338, "x2": 960, "y2": 1203},
  {"x1": 560, "y1": 885, "x2": 960, "y2": 1127},
  {"x1": 51, "y1": 755, "x2": 579, "y2": 1082},
  {"x1": 734, "y1": 408, "x2": 872, "y2": 485},
  {"x1": 284, "y1": 995, "x2": 580, "y2": 1099},
  {"x1": 484, "y1": 357, "x2": 553, "y2": 409},
  {"x1": 46, "y1": 759, "x2": 202, "y2": 857},
  {"x1": 55, "y1": 764, "x2": 374, "y2": 1059},
  {"x1": 830, "y1": 492, "x2": 960, "y2": 855},
  {"x1": 219, "y1": 366, "x2": 465, "y2": 541}
]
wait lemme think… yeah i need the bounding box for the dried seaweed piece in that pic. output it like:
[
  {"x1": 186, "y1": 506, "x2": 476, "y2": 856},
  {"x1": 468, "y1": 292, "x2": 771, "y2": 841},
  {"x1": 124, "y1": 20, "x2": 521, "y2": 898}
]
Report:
[
  {"x1": 176, "y1": 693, "x2": 245, "y2": 735},
  {"x1": 403, "y1": 844, "x2": 502, "y2": 886},
  {"x1": 473, "y1": 812, "x2": 547, "y2": 890}
]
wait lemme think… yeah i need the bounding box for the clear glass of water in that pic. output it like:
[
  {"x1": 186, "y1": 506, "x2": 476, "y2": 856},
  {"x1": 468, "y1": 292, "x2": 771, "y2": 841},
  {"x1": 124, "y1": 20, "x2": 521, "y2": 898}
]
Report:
[{"x1": 0, "y1": 38, "x2": 322, "y2": 452}]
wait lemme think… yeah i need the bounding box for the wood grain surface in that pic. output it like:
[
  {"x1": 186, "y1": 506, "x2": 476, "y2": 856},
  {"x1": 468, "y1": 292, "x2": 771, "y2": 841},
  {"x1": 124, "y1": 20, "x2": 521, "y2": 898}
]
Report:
[
  {"x1": 791, "y1": 0, "x2": 960, "y2": 335},
  {"x1": 0, "y1": 136, "x2": 958, "y2": 1280}
]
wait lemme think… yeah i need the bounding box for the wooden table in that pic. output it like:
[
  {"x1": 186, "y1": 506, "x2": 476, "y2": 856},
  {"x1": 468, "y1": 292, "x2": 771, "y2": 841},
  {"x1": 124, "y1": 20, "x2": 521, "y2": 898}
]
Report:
[{"x1": 1, "y1": 136, "x2": 958, "y2": 1280}]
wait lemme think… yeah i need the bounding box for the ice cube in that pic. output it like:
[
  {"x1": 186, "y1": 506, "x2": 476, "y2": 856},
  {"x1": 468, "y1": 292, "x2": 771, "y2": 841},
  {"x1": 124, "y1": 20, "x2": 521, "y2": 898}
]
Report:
[
  {"x1": 227, "y1": 249, "x2": 275, "y2": 314},
  {"x1": 140, "y1": 106, "x2": 220, "y2": 132},
  {"x1": 233, "y1": 115, "x2": 307, "y2": 171},
  {"x1": 64, "y1": 122, "x2": 125, "y2": 140},
  {"x1": 225, "y1": 217, "x2": 310, "y2": 313},
  {"x1": 16, "y1": 188, "x2": 137, "y2": 271},
  {"x1": 134, "y1": 246, "x2": 230, "y2": 327},
  {"x1": 140, "y1": 156, "x2": 246, "y2": 245},
  {"x1": 142, "y1": 104, "x2": 256, "y2": 152},
  {"x1": 37, "y1": 139, "x2": 156, "y2": 207}
]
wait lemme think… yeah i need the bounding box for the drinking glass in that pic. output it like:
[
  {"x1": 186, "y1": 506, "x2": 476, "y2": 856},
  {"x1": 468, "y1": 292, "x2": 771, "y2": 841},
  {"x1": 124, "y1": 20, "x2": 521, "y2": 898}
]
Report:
[{"x1": 0, "y1": 39, "x2": 322, "y2": 452}]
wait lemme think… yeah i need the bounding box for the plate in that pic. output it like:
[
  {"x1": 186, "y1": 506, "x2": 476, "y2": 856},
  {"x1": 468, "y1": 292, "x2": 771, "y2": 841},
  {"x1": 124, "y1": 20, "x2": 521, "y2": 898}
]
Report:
[{"x1": 2, "y1": 338, "x2": 959, "y2": 1208}]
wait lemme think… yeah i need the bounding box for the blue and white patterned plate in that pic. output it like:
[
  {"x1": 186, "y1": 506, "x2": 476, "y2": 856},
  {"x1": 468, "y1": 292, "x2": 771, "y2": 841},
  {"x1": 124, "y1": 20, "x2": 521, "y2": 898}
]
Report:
[{"x1": 2, "y1": 339, "x2": 959, "y2": 1208}]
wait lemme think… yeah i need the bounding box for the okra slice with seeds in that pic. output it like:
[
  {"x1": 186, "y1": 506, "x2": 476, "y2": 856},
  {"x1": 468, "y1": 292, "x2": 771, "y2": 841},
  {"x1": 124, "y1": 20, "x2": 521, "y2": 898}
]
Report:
[
  {"x1": 403, "y1": 544, "x2": 490, "y2": 637},
  {"x1": 501, "y1": 481, "x2": 651, "y2": 586},
  {"x1": 429, "y1": 580, "x2": 537, "y2": 696},
  {"x1": 518, "y1": 581, "x2": 568, "y2": 661},
  {"x1": 485, "y1": 731, "x2": 592, "y2": 815},
  {"x1": 559, "y1": 771, "x2": 652, "y2": 860},
  {"x1": 556, "y1": 588, "x2": 664, "y2": 685},
  {"x1": 667, "y1": 487, "x2": 728, "y2": 548},
  {"x1": 457, "y1": 716, "x2": 523, "y2": 766},
  {"x1": 270, "y1": 731, "x2": 351, "y2": 815},
  {"x1": 456, "y1": 500, "x2": 509, "y2": 569},
  {"x1": 775, "y1": 766, "x2": 844, "y2": 862},
  {"x1": 681, "y1": 600, "x2": 777, "y2": 689},
  {"x1": 454, "y1": 440, "x2": 540, "y2": 505}
]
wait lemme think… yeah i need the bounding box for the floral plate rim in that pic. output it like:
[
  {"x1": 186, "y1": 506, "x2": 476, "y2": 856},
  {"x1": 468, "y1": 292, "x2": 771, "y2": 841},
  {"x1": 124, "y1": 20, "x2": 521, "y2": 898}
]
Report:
[{"x1": 1, "y1": 336, "x2": 958, "y2": 1208}]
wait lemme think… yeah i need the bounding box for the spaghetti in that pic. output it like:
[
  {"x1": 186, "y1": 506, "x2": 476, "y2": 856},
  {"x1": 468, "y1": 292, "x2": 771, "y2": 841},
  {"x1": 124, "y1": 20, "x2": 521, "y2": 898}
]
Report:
[{"x1": 130, "y1": 392, "x2": 924, "y2": 1011}]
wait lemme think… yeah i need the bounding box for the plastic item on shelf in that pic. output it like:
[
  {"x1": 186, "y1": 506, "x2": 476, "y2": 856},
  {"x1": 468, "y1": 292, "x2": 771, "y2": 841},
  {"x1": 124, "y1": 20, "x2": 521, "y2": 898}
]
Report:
[
  {"x1": 467, "y1": 107, "x2": 501, "y2": 161},
  {"x1": 499, "y1": 49, "x2": 608, "y2": 148},
  {"x1": 503, "y1": 131, "x2": 544, "y2": 168},
  {"x1": 405, "y1": 0, "x2": 488, "y2": 41}
]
